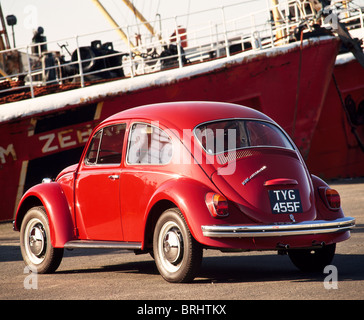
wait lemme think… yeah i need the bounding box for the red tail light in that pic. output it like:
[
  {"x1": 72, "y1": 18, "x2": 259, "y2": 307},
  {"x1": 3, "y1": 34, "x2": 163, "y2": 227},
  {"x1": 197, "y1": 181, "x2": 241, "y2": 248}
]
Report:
[
  {"x1": 205, "y1": 193, "x2": 229, "y2": 218},
  {"x1": 319, "y1": 187, "x2": 341, "y2": 210}
]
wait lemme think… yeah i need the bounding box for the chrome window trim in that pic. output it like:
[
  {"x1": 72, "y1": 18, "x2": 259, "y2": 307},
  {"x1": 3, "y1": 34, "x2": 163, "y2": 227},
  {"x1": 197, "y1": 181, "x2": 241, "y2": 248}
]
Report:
[{"x1": 84, "y1": 123, "x2": 126, "y2": 167}]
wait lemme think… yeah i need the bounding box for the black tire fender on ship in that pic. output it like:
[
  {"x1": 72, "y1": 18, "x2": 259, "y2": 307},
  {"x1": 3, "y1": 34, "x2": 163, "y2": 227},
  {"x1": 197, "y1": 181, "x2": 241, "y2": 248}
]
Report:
[{"x1": 71, "y1": 46, "x2": 96, "y2": 72}]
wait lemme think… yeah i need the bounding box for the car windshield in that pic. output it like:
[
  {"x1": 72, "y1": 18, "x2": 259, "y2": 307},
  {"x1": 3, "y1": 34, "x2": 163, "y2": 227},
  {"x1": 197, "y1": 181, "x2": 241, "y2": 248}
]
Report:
[{"x1": 194, "y1": 119, "x2": 294, "y2": 154}]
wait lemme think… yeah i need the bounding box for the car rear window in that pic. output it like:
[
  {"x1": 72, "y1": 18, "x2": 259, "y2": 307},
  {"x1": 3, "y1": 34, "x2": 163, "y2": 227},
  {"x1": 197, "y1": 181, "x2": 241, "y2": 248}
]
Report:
[{"x1": 194, "y1": 119, "x2": 294, "y2": 154}]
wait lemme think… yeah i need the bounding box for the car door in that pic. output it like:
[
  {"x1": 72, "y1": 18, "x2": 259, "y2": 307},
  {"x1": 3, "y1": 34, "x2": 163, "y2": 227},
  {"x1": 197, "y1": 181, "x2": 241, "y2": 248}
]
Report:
[
  {"x1": 75, "y1": 123, "x2": 126, "y2": 241},
  {"x1": 120, "y1": 122, "x2": 174, "y2": 241}
]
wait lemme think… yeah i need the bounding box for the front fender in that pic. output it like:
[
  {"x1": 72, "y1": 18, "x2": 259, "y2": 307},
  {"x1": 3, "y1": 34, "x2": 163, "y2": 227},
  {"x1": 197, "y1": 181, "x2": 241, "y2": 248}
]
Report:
[
  {"x1": 14, "y1": 182, "x2": 75, "y2": 248},
  {"x1": 145, "y1": 178, "x2": 219, "y2": 245}
]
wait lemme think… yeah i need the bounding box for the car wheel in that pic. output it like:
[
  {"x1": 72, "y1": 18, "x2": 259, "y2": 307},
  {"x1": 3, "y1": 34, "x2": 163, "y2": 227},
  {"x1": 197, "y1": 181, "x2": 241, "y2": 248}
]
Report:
[
  {"x1": 20, "y1": 206, "x2": 63, "y2": 274},
  {"x1": 153, "y1": 208, "x2": 203, "y2": 283},
  {"x1": 288, "y1": 243, "x2": 336, "y2": 272}
]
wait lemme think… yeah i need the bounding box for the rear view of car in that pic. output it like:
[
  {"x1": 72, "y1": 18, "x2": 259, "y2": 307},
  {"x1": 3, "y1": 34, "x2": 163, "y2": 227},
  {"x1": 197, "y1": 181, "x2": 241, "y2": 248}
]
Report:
[{"x1": 194, "y1": 116, "x2": 354, "y2": 273}]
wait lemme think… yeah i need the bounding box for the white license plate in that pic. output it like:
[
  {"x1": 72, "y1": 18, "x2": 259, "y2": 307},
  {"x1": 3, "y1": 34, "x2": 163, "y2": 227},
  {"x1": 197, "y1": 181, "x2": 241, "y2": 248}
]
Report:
[{"x1": 268, "y1": 189, "x2": 303, "y2": 214}]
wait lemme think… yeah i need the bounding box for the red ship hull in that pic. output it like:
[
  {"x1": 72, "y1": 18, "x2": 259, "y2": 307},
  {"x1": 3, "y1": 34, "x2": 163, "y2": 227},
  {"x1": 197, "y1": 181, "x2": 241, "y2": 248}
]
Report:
[
  {"x1": 307, "y1": 56, "x2": 364, "y2": 179},
  {"x1": 0, "y1": 36, "x2": 340, "y2": 221}
]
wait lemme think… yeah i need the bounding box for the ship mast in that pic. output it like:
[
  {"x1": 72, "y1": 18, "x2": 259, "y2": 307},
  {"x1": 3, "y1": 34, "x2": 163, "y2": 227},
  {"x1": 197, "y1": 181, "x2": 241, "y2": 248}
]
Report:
[
  {"x1": 91, "y1": 0, "x2": 137, "y2": 50},
  {"x1": 270, "y1": 0, "x2": 286, "y2": 41},
  {"x1": 121, "y1": 0, "x2": 162, "y2": 41},
  {"x1": 0, "y1": 3, "x2": 10, "y2": 50},
  {"x1": 92, "y1": 0, "x2": 162, "y2": 52},
  {"x1": 0, "y1": 3, "x2": 11, "y2": 80}
]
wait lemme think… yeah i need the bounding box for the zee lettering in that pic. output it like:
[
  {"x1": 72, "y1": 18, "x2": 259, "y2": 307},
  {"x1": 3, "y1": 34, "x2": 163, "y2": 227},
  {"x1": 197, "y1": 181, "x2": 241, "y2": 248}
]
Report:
[{"x1": 39, "y1": 126, "x2": 92, "y2": 154}]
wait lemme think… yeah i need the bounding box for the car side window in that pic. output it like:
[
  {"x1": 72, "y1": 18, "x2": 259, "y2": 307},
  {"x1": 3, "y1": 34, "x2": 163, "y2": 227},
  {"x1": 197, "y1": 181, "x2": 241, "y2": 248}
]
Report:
[
  {"x1": 85, "y1": 124, "x2": 126, "y2": 165},
  {"x1": 127, "y1": 123, "x2": 172, "y2": 165}
]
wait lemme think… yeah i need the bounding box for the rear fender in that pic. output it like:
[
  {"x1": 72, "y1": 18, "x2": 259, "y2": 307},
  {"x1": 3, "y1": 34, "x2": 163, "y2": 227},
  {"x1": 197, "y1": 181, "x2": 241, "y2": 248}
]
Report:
[
  {"x1": 14, "y1": 182, "x2": 75, "y2": 248},
  {"x1": 144, "y1": 178, "x2": 219, "y2": 245},
  {"x1": 311, "y1": 175, "x2": 345, "y2": 220}
]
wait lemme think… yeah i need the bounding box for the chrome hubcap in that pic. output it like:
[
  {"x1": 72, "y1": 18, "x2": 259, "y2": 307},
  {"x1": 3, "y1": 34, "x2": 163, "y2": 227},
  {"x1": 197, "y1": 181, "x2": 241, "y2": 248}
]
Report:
[
  {"x1": 158, "y1": 221, "x2": 184, "y2": 272},
  {"x1": 29, "y1": 225, "x2": 45, "y2": 256},
  {"x1": 163, "y1": 228, "x2": 183, "y2": 265},
  {"x1": 24, "y1": 218, "x2": 47, "y2": 264}
]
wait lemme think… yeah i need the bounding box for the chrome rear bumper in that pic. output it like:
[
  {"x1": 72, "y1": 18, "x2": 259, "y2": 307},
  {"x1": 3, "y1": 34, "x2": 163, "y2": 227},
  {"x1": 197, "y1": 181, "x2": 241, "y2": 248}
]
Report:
[{"x1": 201, "y1": 217, "x2": 355, "y2": 238}]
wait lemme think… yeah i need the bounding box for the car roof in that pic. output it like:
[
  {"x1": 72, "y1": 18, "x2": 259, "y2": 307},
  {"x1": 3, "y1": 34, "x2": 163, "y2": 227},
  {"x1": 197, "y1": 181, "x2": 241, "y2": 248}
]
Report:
[{"x1": 102, "y1": 101, "x2": 273, "y2": 131}]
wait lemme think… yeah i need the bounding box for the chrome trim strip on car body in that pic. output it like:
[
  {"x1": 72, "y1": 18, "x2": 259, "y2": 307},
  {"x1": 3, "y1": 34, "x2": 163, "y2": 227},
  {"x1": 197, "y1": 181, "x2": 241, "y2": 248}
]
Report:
[
  {"x1": 201, "y1": 217, "x2": 356, "y2": 238},
  {"x1": 64, "y1": 240, "x2": 142, "y2": 250}
]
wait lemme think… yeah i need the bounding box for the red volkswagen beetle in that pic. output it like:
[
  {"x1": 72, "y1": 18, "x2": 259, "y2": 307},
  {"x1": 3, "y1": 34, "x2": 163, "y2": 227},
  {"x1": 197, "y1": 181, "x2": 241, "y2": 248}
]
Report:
[{"x1": 14, "y1": 102, "x2": 355, "y2": 282}]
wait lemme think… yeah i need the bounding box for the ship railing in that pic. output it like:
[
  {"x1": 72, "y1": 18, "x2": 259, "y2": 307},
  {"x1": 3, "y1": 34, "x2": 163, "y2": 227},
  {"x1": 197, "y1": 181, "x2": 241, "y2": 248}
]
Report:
[
  {"x1": 0, "y1": 0, "x2": 323, "y2": 102},
  {"x1": 323, "y1": 1, "x2": 364, "y2": 34},
  {"x1": 320, "y1": 0, "x2": 364, "y2": 28}
]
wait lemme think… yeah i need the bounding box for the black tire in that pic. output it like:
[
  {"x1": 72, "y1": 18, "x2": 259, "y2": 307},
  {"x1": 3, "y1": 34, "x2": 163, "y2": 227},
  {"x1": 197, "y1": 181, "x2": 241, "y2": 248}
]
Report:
[
  {"x1": 153, "y1": 208, "x2": 203, "y2": 283},
  {"x1": 288, "y1": 243, "x2": 336, "y2": 272},
  {"x1": 20, "y1": 206, "x2": 63, "y2": 274}
]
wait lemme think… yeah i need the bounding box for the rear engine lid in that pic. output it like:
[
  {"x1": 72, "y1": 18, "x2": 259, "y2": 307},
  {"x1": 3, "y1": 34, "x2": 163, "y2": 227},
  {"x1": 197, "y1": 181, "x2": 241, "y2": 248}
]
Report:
[
  {"x1": 211, "y1": 148, "x2": 316, "y2": 223},
  {"x1": 194, "y1": 119, "x2": 316, "y2": 224}
]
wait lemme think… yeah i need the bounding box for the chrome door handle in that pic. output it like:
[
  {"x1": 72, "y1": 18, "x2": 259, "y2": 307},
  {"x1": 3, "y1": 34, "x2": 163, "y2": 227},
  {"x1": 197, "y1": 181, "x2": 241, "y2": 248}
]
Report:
[{"x1": 108, "y1": 175, "x2": 119, "y2": 180}]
